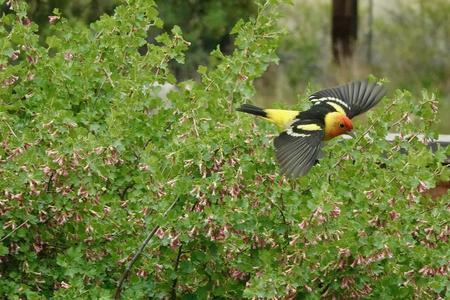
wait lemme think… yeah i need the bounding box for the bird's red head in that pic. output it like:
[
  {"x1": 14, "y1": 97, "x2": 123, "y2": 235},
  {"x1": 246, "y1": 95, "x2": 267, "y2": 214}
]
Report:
[{"x1": 324, "y1": 113, "x2": 355, "y2": 141}]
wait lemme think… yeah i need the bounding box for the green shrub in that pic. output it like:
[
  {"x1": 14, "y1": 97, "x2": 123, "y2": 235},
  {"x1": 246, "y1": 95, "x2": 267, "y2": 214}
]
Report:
[{"x1": 0, "y1": 0, "x2": 449, "y2": 299}]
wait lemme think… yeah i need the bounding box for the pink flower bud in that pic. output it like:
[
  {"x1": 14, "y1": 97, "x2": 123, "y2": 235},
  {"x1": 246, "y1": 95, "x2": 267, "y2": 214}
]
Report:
[
  {"x1": 43, "y1": 120, "x2": 54, "y2": 127},
  {"x1": 299, "y1": 220, "x2": 307, "y2": 229},
  {"x1": 64, "y1": 52, "x2": 73, "y2": 61},
  {"x1": 48, "y1": 16, "x2": 59, "y2": 23},
  {"x1": 390, "y1": 211, "x2": 400, "y2": 221}
]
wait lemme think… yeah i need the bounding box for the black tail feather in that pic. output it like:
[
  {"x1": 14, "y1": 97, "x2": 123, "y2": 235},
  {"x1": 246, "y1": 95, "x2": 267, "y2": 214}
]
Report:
[{"x1": 235, "y1": 104, "x2": 267, "y2": 118}]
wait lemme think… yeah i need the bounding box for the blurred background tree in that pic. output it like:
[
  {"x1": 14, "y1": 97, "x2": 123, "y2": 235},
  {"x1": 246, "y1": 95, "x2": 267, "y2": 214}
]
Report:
[
  {"x1": 7, "y1": 0, "x2": 120, "y2": 42},
  {"x1": 2, "y1": 0, "x2": 449, "y2": 132}
]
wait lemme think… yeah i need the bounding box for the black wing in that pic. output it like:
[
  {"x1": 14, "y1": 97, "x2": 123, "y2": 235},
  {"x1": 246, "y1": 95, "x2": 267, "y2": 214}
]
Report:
[
  {"x1": 274, "y1": 120, "x2": 325, "y2": 177},
  {"x1": 308, "y1": 79, "x2": 387, "y2": 119}
]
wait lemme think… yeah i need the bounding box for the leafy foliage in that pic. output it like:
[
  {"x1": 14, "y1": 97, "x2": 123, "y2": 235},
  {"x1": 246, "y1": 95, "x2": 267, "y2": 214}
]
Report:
[{"x1": 0, "y1": 0, "x2": 449, "y2": 299}]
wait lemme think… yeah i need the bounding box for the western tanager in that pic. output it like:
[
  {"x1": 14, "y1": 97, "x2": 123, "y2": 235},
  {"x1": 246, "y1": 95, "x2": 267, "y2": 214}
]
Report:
[{"x1": 236, "y1": 79, "x2": 387, "y2": 177}]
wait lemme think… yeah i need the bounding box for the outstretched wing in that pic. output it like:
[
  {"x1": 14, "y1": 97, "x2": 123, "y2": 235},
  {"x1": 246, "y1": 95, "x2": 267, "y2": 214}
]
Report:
[
  {"x1": 274, "y1": 120, "x2": 325, "y2": 177},
  {"x1": 308, "y1": 79, "x2": 387, "y2": 119}
]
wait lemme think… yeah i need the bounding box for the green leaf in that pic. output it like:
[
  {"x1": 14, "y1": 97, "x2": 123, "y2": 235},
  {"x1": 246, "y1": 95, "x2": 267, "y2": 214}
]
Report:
[
  {"x1": 0, "y1": 243, "x2": 9, "y2": 256},
  {"x1": 146, "y1": 7, "x2": 159, "y2": 20},
  {"x1": 242, "y1": 288, "x2": 255, "y2": 298},
  {"x1": 46, "y1": 35, "x2": 60, "y2": 48},
  {"x1": 197, "y1": 65, "x2": 207, "y2": 75}
]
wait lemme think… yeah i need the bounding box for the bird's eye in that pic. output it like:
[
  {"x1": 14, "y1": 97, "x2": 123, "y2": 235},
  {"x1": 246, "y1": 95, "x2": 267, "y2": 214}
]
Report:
[{"x1": 339, "y1": 123, "x2": 345, "y2": 128}]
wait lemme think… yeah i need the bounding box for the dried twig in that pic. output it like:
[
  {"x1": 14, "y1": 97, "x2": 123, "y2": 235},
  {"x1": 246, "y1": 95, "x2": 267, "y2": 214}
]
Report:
[
  {"x1": 171, "y1": 244, "x2": 183, "y2": 299},
  {"x1": 0, "y1": 220, "x2": 28, "y2": 242},
  {"x1": 112, "y1": 196, "x2": 180, "y2": 299}
]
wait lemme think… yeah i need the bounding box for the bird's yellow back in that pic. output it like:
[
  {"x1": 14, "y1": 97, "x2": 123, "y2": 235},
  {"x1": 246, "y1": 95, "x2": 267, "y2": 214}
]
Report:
[{"x1": 262, "y1": 109, "x2": 300, "y2": 131}]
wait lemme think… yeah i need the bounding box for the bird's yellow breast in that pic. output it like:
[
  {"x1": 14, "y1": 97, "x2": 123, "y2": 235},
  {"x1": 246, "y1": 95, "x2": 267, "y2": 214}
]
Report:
[{"x1": 262, "y1": 109, "x2": 300, "y2": 130}]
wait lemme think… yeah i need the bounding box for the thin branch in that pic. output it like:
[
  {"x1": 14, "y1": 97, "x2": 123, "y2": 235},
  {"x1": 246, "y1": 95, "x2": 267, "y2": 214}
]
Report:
[
  {"x1": 0, "y1": 220, "x2": 28, "y2": 242},
  {"x1": 2, "y1": 120, "x2": 35, "y2": 168},
  {"x1": 193, "y1": 118, "x2": 200, "y2": 139},
  {"x1": 388, "y1": 176, "x2": 397, "y2": 184},
  {"x1": 171, "y1": 244, "x2": 183, "y2": 300},
  {"x1": 43, "y1": 244, "x2": 69, "y2": 249},
  {"x1": 3, "y1": 120, "x2": 24, "y2": 151},
  {"x1": 204, "y1": 78, "x2": 215, "y2": 91},
  {"x1": 112, "y1": 230, "x2": 126, "y2": 239},
  {"x1": 103, "y1": 67, "x2": 115, "y2": 89},
  {"x1": 270, "y1": 199, "x2": 286, "y2": 224},
  {"x1": 93, "y1": 76, "x2": 107, "y2": 110},
  {"x1": 141, "y1": 121, "x2": 173, "y2": 152},
  {"x1": 45, "y1": 172, "x2": 55, "y2": 193},
  {"x1": 112, "y1": 196, "x2": 180, "y2": 300},
  {"x1": 417, "y1": 205, "x2": 438, "y2": 215},
  {"x1": 75, "y1": 290, "x2": 89, "y2": 298}
]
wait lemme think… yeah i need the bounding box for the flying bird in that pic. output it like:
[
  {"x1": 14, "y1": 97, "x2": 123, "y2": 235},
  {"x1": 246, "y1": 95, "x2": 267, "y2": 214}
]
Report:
[{"x1": 235, "y1": 79, "x2": 387, "y2": 177}]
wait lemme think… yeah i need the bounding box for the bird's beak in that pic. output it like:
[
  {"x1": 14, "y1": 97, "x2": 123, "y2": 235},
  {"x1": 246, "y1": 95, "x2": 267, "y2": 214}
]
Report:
[{"x1": 347, "y1": 130, "x2": 356, "y2": 139}]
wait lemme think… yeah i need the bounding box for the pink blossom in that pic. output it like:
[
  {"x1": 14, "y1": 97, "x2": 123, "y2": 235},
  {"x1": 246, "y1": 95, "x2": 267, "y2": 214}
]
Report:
[
  {"x1": 43, "y1": 120, "x2": 54, "y2": 128},
  {"x1": 90, "y1": 210, "x2": 101, "y2": 218},
  {"x1": 389, "y1": 198, "x2": 395, "y2": 207},
  {"x1": 136, "y1": 269, "x2": 147, "y2": 278},
  {"x1": 417, "y1": 181, "x2": 428, "y2": 193},
  {"x1": 368, "y1": 215, "x2": 379, "y2": 225},
  {"x1": 64, "y1": 52, "x2": 73, "y2": 61},
  {"x1": 330, "y1": 205, "x2": 341, "y2": 217},
  {"x1": 6, "y1": 0, "x2": 14, "y2": 9},
  {"x1": 338, "y1": 247, "x2": 350, "y2": 257},
  {"x1": 48, "y1": 16, "x2": 59, "y2": 23},
  {"x1": 12, "y1": 50, "x2": 19, "y2": 60},
  {"x1": 61, "y1": 281, "x2": 70, "y2": 290},
  {"x1": 239, "y1": 74, "x2": 248, "y2": 81},
  {"x1": 407, "y1": 192, "x2": 417, "y2": 203},
  {"x1": 289, "y1": 235, "x2": 299, "y2": 245},
  {"x1": 385, "y1": 245, "x2": 393, "y2": 258},
  {"x1": 179, "y1": 115, "x2": 187, "y2": 124},
  {"x1": 139, "y1": 163, "x2": 149, "y2": 170},
  {"x1": 431, "y1": 104, "x2": 438, "y2": 113},
  {"x1": 25, "y1": 73, "x2": 36, "y2": 81},
  {"x1": 405, "y1": 114, "x2": 411, "y2": 124},
  {"x1": 390, "y1": 211, "x2": 400, "y2": 221},
  {"x1": 155, "y1": 227, "x2": 165, "y2": 239},
  {"x1": 9, "y1": 75, "x2": 18, "y2": 83},
  {"x1": 364, "y1": 190, "x2": 374, "y2": 199},
  {"x1": 299, "y1": 220, "x2": 307, "y2": 229},
  {"x1": 313, "y1": 208, "x2": 322, "y2": 217}
]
